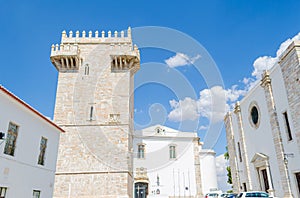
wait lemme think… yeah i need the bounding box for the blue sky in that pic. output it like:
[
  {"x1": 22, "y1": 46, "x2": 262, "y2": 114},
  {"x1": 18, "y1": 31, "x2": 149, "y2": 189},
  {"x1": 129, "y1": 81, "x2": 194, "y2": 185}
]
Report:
[{"x1": 1, "y1": 0, "x2": 300, "y2": 156}]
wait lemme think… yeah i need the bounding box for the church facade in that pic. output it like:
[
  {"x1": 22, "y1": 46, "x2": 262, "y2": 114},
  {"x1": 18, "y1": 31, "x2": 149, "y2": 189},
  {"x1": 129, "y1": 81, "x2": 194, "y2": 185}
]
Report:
[{"x1": 225, "y1": 41, "x2": 300, "y2": 198}]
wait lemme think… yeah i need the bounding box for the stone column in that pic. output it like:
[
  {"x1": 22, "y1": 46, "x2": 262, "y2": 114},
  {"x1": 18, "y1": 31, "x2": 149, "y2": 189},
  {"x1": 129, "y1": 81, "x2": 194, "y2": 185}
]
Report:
[
  {"x1": 224, "y1": 112, "x2": 240, "y2": 193},
  {"x1": 266, "y1": 165, "x2": 275, "y2": 197},
  {"x1": 193, "y1": 137, "x2": 203, "y2": 198},
  {"x1": 234, "y1": 102, "x2": 253, "y2": 190},
  {"x1": 260, "y1": 71, "x2": 293, "y2": 198}
]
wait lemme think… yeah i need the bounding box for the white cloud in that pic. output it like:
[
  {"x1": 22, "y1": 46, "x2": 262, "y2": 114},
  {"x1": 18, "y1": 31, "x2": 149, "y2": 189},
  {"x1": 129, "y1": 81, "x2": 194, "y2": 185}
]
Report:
[
  {"x1": 168, "y1": 97, "x2": 199, "y2": 121},
  {"x1": 252, "y1": 56, "x2": 278, "y2": 79},
  {"x1": 251, "y1": 32, "x2": 300, "y2": 81},
  {"x1": 168, "y1": 85, "x2": 245, "y2": 123},
  {"x1": 215, "y1": 154, "x2": 232, "y2": 192},
  {"x1": 165, "y1": 53, "x2": 201, "y2": 67},
  {"x1": 199, "y1": 125, "x2": 208, "y2": 130}
]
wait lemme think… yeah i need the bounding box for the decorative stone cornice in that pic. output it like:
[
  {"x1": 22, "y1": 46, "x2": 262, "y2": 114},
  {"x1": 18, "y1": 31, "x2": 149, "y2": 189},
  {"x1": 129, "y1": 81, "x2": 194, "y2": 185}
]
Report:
[{"x1": 260, "y1": 70, "x2": 271, "y2": 87}]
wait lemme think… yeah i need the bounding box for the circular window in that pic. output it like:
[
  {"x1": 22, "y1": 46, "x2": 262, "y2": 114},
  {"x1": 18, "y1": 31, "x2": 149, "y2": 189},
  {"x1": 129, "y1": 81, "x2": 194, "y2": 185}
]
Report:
[{"x1": 249, "y1": 102, "x2": 260, "y2": 128}]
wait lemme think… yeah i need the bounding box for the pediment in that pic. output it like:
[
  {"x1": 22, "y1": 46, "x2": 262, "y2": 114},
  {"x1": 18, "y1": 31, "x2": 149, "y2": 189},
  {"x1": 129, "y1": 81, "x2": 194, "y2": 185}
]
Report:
[{"x1": 251, "y1": 153, "x2": 269, "y2": 167}]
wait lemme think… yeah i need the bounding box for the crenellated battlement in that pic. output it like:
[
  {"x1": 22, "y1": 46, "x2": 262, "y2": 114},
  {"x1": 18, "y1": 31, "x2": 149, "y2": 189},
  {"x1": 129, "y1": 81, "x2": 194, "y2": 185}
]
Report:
[{"x1": 60, "y1": 27, "x2": 132, "y2": 44}]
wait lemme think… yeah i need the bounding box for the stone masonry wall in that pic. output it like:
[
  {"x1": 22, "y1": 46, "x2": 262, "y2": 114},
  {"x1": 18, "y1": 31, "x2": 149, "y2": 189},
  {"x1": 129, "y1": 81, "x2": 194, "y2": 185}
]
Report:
[
  {"x1": 52, "y1": 30, "x2": 138, "y2": 198},
  {"x1": 279, "y1": 42, "x2": 300, "y2": 158}
]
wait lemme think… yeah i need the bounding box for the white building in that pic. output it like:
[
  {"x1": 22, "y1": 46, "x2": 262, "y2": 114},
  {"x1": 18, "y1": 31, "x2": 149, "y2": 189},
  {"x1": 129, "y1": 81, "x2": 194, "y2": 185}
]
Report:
[
  {"x1": 133, "y1": 125, "x2": 218, "y2": 198},
  {"x1": 0, "y1": 85, "x2": 64, "y2": 198},
  {"x1": 224, "y1": 41, "x2": 300, "y2": 197}
]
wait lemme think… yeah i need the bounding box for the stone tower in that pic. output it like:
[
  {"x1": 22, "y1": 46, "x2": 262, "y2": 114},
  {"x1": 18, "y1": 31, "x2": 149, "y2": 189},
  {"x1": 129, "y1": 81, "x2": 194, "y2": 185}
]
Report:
[{"x1": 50, "y1": 28, "x2": 140, "y2": 198}]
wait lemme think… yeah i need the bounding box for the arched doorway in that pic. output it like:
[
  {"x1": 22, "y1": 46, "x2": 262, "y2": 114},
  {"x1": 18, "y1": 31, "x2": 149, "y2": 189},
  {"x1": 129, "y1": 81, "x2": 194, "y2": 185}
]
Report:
[{"x1": 135, "y1": 182, "x2": 148, "y2": 198}]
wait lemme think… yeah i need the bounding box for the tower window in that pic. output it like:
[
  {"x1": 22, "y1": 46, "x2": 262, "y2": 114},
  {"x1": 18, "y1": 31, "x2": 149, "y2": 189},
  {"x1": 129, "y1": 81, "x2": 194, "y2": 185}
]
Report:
[
  {"x1": 169, "y1": 145, "x2": 176, "y2": 159},
  {"x1": 84, "y1": 64, "x2": 89, "y2": 75},
  {"x1": 89, "y1": 106, "x2": 94, "y2": 121},
  {"x1": 4, "y1": 122, "x2": 19, "y2": 156},
  {"x1": 283, "y1": 111, "x2": 293, "y2": 141},
  {"x1": 138, "y1": 144, "x2": 145, "y2": 159},
  {"x1": 38, "y1": 137, "x2": 47, "y2": 166},
  {"x1": 237, "y1": 142, "x2": 242, "y2": 162}
]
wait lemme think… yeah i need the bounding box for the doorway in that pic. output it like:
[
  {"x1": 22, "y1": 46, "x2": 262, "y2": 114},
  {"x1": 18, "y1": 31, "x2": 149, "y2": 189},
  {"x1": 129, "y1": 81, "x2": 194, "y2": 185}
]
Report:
[
  {"x1": 135, "y1": 182, "x2": 148, "y2": 198},
  {"x1": 295, "y1": 172, "x2": 300, "y2": 196}
]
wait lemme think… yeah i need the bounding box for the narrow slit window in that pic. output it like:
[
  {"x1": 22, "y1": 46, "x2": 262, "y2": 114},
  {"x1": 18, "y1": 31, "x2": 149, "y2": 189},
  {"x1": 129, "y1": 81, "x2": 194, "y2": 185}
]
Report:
[
  {"x1": 38, "y1": 137, "x2": 47, "y2": 166},
  {"x1": 84, "y1": 64, "x2": 89, "y2": 75},
  {"x1": 283, "y1": 111, "x2": 293, "y2": 141},
  {"x1": 237, "y1": 142, "x2": 242, "y2": 162},
  {"x1": 89, "y1": 106, "x2": 94, "y2": 121}
]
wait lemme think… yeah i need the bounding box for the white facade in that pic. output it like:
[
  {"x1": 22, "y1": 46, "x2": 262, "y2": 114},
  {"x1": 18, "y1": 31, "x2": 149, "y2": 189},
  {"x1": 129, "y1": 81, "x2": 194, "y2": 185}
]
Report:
[
  {"x1": 133, "y1": 125, "x2": 218, "y2": 198},
  {"x1": 225, "y1": 42, "x2": 300, "y2": 198},
  {"x1": 0, "y1": 86, "x2": 63, "y2": 198}
]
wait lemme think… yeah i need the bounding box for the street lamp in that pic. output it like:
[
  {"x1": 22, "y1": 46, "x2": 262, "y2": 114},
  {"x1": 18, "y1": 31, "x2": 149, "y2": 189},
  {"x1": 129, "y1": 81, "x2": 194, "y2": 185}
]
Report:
[{"x1": 283, "y1": 153, "x2": 294, "y2": 197}]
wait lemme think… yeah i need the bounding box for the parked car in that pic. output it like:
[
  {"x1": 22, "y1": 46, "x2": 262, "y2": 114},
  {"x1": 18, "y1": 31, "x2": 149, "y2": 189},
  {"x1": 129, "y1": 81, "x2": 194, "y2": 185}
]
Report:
[
  {"x1": 227, "y1": 193, "x2": 238, "y2": 198},
  {"x1": 237, "y1": 191, "x2": 269, "y2": 197},
  {"x1": 205, "y1": 193, "x2": 219, "y2": 197},
  {"x1": 220, "y1": 193, "x2": 229, "y2": 197}
]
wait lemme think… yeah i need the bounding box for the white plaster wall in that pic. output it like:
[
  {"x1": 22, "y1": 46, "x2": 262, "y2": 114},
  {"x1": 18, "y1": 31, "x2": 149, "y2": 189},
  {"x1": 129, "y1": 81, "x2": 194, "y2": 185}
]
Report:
[
  {"x1": 0, "y1": 90, "x2": 60, "y2": 198},
  {"x1": 133, "y1": 126, "x2": 197, "y2": 197},
  {"x1": 199, "y1": 150, "x2": 218, "y2": 194}
]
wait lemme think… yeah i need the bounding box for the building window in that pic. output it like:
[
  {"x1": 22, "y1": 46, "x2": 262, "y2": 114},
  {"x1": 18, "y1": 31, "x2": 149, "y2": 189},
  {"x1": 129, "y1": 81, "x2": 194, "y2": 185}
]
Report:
[
  {"x1": 84, "y1": 64, "x2": 89, "y2": 75},
  {"x1": 249, "y1": 102, "x2": 260, "y2": 129},
  {"x1": 242, "y1": 183, "x2": 247, "y2": 192},
  {"x1": 283, "y1": 111, "x2": 293, "y2": 141},
  {"x1": 4, "y1": 122, "x2": 19, "y2": 156},
  {"x1": 38, "y1": 137, "x2": 47, "y2": 165},
  {"x1": 32, "y1": 190, "x2": 41, "y2": 198},
  {"x1": 237, "y1": 142, "x2": 242, "y2": 162},
  {"x1": 251, "y1": 106, "x2": 259, "y2": 125},
  {"x1": 169, "y1": 145, "x2": 176, "y2": 159},
  {"x1": 138, "y1": 144, "x2": 145, "y2": 159},
  {"x1": 295, "y1": 172, "x2": 300, "y2": 196},
  {"x1": 0, "y1": 187, "x2": 7, "y2": 198},
  {"x1": 89, "y1": 106, "x2": 94, "y2": 121}
]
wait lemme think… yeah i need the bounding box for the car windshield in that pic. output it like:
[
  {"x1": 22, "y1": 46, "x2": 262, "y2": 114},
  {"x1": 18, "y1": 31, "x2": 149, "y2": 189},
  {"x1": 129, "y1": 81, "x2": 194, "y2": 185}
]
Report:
[{"x1": 245, "y1": 192, "x2": 269, "y2": 197}]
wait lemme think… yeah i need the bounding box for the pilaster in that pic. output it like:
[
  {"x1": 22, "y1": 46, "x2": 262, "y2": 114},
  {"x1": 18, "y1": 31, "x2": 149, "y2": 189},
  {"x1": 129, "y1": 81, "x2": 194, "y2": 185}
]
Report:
[
  {"x1": 234, "y1": 102, "x2": 253, "y2": 190},
  {"x1": 193, "y1": 137, "x2": 203, "y2": 198},
  {"x1": 224, "y1": 112, "x2": 240, "y2": 193}
]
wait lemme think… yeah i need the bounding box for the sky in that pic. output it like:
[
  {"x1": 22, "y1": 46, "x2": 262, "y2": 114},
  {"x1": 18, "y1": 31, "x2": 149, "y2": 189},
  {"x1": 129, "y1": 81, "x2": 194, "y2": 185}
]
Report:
[{"x1": 1, "y1": 1, "x2": 300, "y2": 190}]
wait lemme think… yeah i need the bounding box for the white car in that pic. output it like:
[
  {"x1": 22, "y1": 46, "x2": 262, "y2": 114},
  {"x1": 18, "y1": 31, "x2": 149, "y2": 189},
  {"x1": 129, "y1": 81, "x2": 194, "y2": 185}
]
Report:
[
  {"x1": 237, "y1": 191, "x2": 269, "y2": 197},
  {"x1": 205, "y1": 193, "x2": 219, "y2": 198}
]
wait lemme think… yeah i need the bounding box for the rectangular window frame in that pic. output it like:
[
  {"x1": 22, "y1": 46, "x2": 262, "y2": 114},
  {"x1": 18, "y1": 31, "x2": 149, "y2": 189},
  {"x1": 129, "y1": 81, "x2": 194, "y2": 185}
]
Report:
[
  {"x1": 283, "y1": 111, "x2": 293, "y2": 141},
  {"x1": 4, "y1": 122, "x2": 19, "y2": 156},
  {"x1": 0, "y1": 187, "x2": 7, "y2": 198},
  {"x1": 32, "y1": 190, "x2": 41, "y2": 198},
  {"x1": 38, "y1": 137, "x2": 48, "y2": 166},
  {"x1": 137, "y1": 144, "x2": 145, "y2": 159},
  {"x1": 237, "y1": 142, "x2": 242, "y2": 162},
  {"x1": 169, "y1": 145, "x2": 176, "y2": 159}
]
